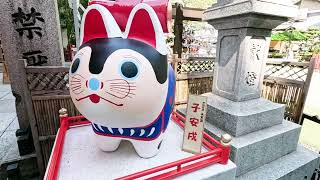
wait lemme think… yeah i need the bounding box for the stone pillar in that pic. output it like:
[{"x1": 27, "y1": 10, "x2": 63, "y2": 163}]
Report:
[
  {"x1": 0, "y1": 0, "x2": 64, "y2": 129},
  {"x1": 203, "y1": 0, "x2": 297, "y2": 102},
  {"x1": 202, "y1": 0, "x2": 298, "y2": 137}
]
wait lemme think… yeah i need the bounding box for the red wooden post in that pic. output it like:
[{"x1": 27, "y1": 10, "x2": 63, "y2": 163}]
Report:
[
  {"x1": 219, "y1": 134, "x2": 232, "y2": 165},
  {"x1": 59, "y1": 108, "x2": 68, "y2": 127}
]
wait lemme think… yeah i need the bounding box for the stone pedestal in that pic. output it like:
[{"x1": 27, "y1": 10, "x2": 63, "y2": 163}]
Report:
[
  {"x1": 192, "y1": 0, "x2": 320, "y2": 178},
  {"x1": 205, "y1": 93, "x2": 284, "y2": 136}
]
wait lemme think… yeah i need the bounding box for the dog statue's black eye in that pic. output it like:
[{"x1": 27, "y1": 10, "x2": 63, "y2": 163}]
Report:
[
  {"x1": 121, "y1": 61, "x2": 138, "y2": 79},
  {"x1": 71, "y1": 58, "x2": 80, "y2": 74}
]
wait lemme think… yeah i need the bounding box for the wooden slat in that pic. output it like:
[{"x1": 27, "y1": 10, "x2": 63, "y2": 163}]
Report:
[
  {"x1": 263, "y1": 76, "x2": 305, "y2": 87},
  {"x1": 26, "y1": 66, "x2": 69, "y2": 73},
  {"x1": 172, "y1": 5, "x2": 204, "y2": 21},
  {"x1": 32, "y1": 95, "x2": 71, "y2": 100},
  {"x1": 266, "y1": 59, "x2": 310, "y2": 67},
  {"x1": 31, "y1": 90, "x2": 70, "y2": 97},
  {"x1": 188, "y1": 57, "x2": 215, "y2": 62},
  {"x1": 177, "y1": 72, "x2": 213, "y2": 80}
]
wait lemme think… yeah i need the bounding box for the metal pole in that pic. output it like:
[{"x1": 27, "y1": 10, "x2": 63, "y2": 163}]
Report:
[{"x1": 72, "y1": 0, "x2": 80, "y2": 49}]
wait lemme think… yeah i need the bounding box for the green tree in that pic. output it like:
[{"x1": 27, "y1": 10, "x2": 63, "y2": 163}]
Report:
[{"x1": 58, "y1": 0, "x2": 89, "y2": 45}]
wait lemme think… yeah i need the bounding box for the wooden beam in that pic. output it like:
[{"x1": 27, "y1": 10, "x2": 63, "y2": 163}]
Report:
[
  {"x1": 173, "y1": 3, "x2": 183, "y2": 58},
  {"x1": 182, "y1": 7, "x2": 204, "y2": 21},
  {"x1": 297, "y1": 57, "x2": 316, "y2": 124},
  {"x1": 172, "y1": 5, "x2": 205, "y2": 21},
  {"x1": 26, "y1": 66, "x2": 69, "y2": 73}
]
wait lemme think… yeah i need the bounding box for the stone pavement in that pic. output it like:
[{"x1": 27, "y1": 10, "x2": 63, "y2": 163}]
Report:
[{"x1": 0, "y1": 73, "x2": 20, "y2": 165}]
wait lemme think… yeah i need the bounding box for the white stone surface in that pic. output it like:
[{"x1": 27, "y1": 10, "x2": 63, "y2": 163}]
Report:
[
  {"x1": 57, "y1": 121, "x2": 236, "y2": 180},
  {"x1": 204, "y1": 0, "x2": 298, "y2": 21}
]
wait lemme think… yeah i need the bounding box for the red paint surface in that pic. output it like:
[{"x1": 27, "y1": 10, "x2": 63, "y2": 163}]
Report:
[
  {"x1": 83, "y1": 9, "x2": 108, "y2": 44},
  {"x1": 89, "y1": 0, "x2": 170, "y2": 33},
  {"x1": 89, "y1": 94, "x2": 101, "y2": 103},
  {"x1": 127, "y1": 9, "x2": 156, "y2": 48}
]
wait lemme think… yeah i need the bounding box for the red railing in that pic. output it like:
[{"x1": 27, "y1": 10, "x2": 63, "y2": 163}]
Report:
[{"x1": 45, "y1": 110, "x2": 230, "y2": 180}]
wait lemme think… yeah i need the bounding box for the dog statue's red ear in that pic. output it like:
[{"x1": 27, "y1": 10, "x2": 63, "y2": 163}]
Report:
[
  {"x1": 124, "y1": 3, "x2": 167, "y2": 55},
  {"x1": 80, "y1": 4, "x2": 123, "y2": 45}
]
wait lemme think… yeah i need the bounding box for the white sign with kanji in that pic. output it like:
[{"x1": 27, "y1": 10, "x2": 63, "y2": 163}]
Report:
[{"x1": 182, "y1": 95, "x2": 208, "y2": 154}]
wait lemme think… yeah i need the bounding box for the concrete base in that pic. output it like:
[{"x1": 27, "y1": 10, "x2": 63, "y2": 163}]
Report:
[
  {"x1": 203, "y1": 93, "x2": 285, "y2": 136},
  {"x1": 205, "y1": 120, "x2": 301, "y2": 176},
  {"x1": 237, "y1": 145, "x2": 320, "y2": 180},
  {"x1": 50, "y1": 120, "x2": 237, "y2": 180}
]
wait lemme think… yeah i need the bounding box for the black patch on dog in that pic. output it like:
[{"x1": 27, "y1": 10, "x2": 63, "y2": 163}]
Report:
[{"x1": 80, "y1": 38, "x2": 168, "y2": 84}]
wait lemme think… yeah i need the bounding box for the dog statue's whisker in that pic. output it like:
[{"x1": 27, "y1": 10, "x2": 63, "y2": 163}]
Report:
[
  {"x1": 70, "y1": 81, "x2": 82, "y2": 84},
  {"x1": 106, "y1": 91, "x2": 134, "y2": 98},
  {"x1": 73, "y1": 90, "x2": 84, "y2": 95},
  {"x1": 71, "y1": 79, "x2": 81, "y2": 81},
  {"x1": 110, "y1": 89, "x2": 129, "y2": 94},
  {"x1": 73, "y1": 74, "x2": 86, "y2": 79},
  {"x1": 109, "y1": 88, "x2": 133, "y2": 94},
  {"x1": 109, "y1": 82, "x2": 135, "y2": 85},
  {"x1": 70, "y1": 83, "x2": 82, "y2": 86},
  {"x1": 71, "y1": 86, "x2": 82, "y2": 89},
  {"x1": 110, "y1": 87, "x2": 136, "y2": 90},
  {"x1": 72, "y1": 77, "x2": 83, "y2": 81},
  {"x1": 106, "y1": 91, "x2": 133, "y2": 99},
  {"x1": 110, "y1": 88, "x2": 136, "y2": 92},
  {"x1": 109, "y1": 89, "x2": 135, "y2": 96},
  {"x1": 110, "y1": 85, "x2": 137, "y2": 88},
  {"x1": 70, "y1": 83, "x2": 81, "y2": 85},
  {"x1": 72, "y1": 87, "x2": 83, "y2": 91}
]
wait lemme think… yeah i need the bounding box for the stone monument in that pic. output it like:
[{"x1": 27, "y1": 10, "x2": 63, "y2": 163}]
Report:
[
  {"x1": 179, "y1": 0, "x2": 320, "y2": 179},
  {"x1": 0, "y1": 0, "x2": 64, "y2": 130}
]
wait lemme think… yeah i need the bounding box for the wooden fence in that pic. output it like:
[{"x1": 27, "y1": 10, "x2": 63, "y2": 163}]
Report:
[
  {"x1": 17, "y1": 60, "x2": 79, "y2": 175},
  {"x1": 173, "y1": 57, "x2": 315, "y2": 124}
]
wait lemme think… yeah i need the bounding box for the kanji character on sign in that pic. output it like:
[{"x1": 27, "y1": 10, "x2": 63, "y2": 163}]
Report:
[
  {"x1": 191, "y1": 103, "x2": 201, "y2": 113},
  {"x1": 23, "y1": 50, "x2": 48, "y2": 66},
  {"x1": 187, "y1": 132, "x2": 197, "y2": 141},
  {"x1": 189, "y1": 118, "x2": 199, "y2": 127},
  {"x1": 12, "y1": 7, "x2": 45, "y2": 39}
]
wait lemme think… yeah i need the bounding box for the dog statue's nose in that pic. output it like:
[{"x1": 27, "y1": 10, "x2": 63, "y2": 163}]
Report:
[{"x1": 89, "y1": 78, "x2": 100, "y2": 91}]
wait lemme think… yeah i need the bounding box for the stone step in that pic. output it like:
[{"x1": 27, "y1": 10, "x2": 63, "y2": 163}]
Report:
[
  {"x1": 205, "y1": 120, "x2": 301, "y2": 176},
  {"x1": 204, "y1": 93, "x2": 285, "y2": 137},
  {"x1": 236, "y1": 145, "x2": 320, "y2": 180}
]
